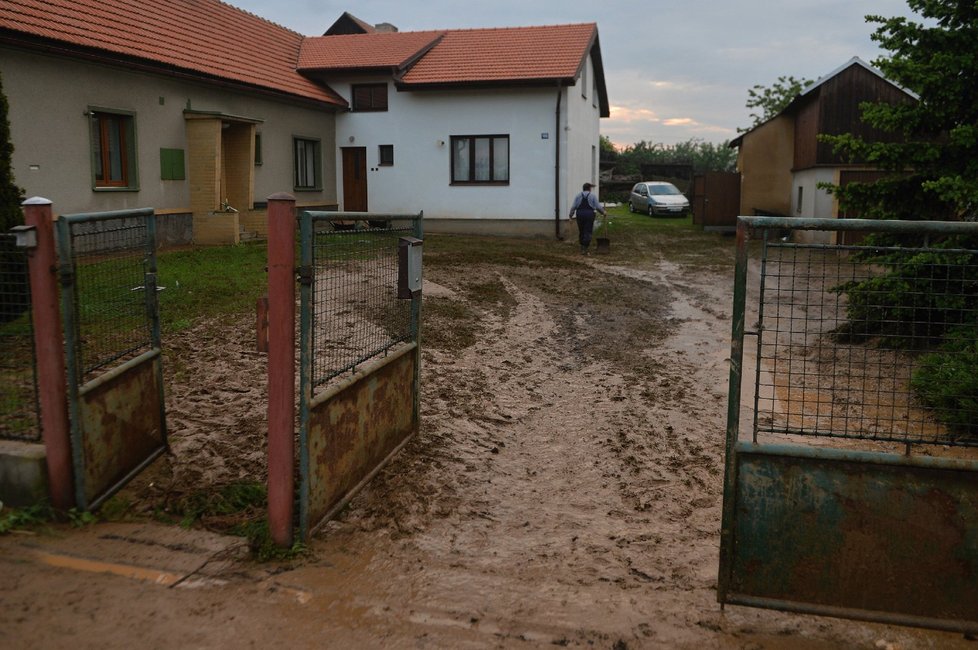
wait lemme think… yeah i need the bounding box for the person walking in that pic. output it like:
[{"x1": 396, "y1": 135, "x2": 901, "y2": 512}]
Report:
[{"x1": 569, "y1": 182, "x2": 606, "y2": 255}]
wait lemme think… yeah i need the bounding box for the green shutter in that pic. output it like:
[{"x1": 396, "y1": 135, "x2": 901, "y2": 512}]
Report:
[{"x1": 160, "y1": 148, "x2": 185, "y2": 181}]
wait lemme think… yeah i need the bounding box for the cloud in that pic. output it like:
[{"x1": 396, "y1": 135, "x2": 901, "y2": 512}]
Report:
[
  {"x1": 609, "y1": 105, "x2": 660, "y2": 124},
  {"x1": 662, "y1": 118, "x2": 696, "y2": 127}
]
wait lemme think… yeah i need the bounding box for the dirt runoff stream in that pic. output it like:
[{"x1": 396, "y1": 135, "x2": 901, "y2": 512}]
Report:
[{"x1": 3, "y1": 233, "x2": 973, "y2": 649}]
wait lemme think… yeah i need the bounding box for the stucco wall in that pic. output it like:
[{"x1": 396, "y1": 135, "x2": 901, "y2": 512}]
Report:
[
  {"x1": 791, "y1": 167, "x2": 839, "y2": 244},
  {"x1": 565, "y1": 54, "x2": 602, "y2": 204},
  {"x1": 2, "y1": 45, "x2": 337, "y2": 217},
  {"x1": 333, "y1": 54, "x2": 602, "y2": 228},
  {"x1": 737, "y1": 115, "x2": 794, "y2": 217}
]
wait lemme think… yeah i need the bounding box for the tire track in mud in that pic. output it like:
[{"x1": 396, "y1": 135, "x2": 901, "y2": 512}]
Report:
[{"x1": 316, "y1": 262, "x2": 737, "y2": 645}]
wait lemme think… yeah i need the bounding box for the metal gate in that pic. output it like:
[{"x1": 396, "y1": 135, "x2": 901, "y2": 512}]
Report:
[
  {"x1": 0, "y1": 232, "x2": 40, "y2": 441},
  {"x1": 297, "y1": 212, "x2": 422, "y2": 539},
  {"x1": 57, "y1": 208, "x2": 166, "y2": 510},
  {"x1": 719, "y1": 216, "x2": 978, "y2": 633}
]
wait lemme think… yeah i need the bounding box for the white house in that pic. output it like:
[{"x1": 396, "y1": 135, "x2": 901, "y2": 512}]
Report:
[{"x1": 0, "y1": 2, "x2": 609, "y2": 242}]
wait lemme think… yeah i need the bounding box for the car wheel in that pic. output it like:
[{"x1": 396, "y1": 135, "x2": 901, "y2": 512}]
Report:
[
  {"x1": 648, "y1": 204, "x2": 655, "y2": 217},
  {"x1": 628, "y1": 201, "x2": 636, "y2": 213}
]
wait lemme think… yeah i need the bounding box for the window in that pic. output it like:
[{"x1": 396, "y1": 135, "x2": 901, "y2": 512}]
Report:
[
  {"x1": 379, "y1": 144, "x2": 394, "y2": 166},
  {"x1": 450, "y1": 135, "x2": 509, "y2": 184},
  {"x1": 90, "y1": 109, "x2": 137, "y2": 189},
  {"x1": 796, "y1": 186, "x2": 804, "y2": 214},
  {"x1": 293, "y1": 137, "x2": 322, "y2": 190},
  {"x1": 352, "y1": 83, "x2": 388, "y2": 112},
  {"x1": 582, "y1": 63, "x2": 588, "y2": 99},
  {"x1": 255, "y1": 132, "x2": 263, "y2": 166}
]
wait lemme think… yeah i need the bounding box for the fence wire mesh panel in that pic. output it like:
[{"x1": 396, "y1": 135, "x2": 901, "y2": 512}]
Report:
[
  {"x1": 720, "y1": 217, "x2": 978, "y2": 633},
  {"x1": 743, "y1": 217, "x2": 978, "y2": 448},
  {"x1": 57, "y1": 208, "x2": 165, "y2": 510},
  {"x1": 60, "y1": 211, "x2": 157, "y2": 382},
  {"x1": 303, "y1": 215, "x2": 419, "y2": 388},
  {"x1": 0, "y1": 233, "x2": 40, "y2": 441}
]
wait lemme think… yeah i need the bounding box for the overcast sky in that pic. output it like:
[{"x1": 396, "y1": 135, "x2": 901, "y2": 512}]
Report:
[{"x1": 231, "y1": 0, "x2": 917, "y2": 148}]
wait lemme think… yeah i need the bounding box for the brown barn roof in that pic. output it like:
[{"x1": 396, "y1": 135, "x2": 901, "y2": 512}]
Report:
[{"x1": 0, "y1": 0, "x2": 346, "y2": 107}]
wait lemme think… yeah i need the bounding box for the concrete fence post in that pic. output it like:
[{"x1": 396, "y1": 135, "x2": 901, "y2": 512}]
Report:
[
  {"x1": 22, "y1": 197, "x2": 75, "y2": 509},
  {"x1": 266, "y1": 193, "x2": 296, "y2": 547}
]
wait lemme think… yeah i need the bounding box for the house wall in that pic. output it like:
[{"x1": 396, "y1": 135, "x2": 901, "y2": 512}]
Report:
[
  {"x1": 2, "y1": 45, "x2": 337, "y2": 237},
  {"x1": 736, "y1": 115, "x2": 794, "y2": 217},
  {"x1": 791, "y1": 167, "x2": 838, "y2": 243},
  {"x1": 566, "y1": 54, "x2": 603, "y2": 206},
  {"x1": 333, "y1": 54, "x2": 603, "y2": 236}
]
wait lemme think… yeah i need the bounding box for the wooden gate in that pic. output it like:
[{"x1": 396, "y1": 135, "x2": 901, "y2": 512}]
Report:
[{"x1": 692, "y1": 172, "x2": 740, "y2": 231}]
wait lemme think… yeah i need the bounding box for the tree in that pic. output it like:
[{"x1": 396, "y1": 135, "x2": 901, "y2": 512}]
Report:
[
  {"x1": 613, "y1": 138, "x2": 737, "y2": 176},
  {"x1": 0, "y1": 69, "x2": 23, "y2": 232},
  {"x1": 0, "y1": 68, "x2": 27, "y2": 324},
  {"x1": 740, "y1": 75, "x2": 812, "y2": 132},
  {"x1": 820, "y1": 0, "x2": 978, "y2": 434},
  {"x1": 824, "y1": 0, "x2": 978, "y2": 221}
]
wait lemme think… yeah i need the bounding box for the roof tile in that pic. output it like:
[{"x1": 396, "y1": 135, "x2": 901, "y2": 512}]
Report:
[
  {"x1": 401, "y1": 24, "x2": 596, "y2": 85},
  {"x1": 298, "y1": 31, "x2": 444, "y2": 71},
  {"x1": 0, "y1": 0, "x2": 345, "y2": 106}
]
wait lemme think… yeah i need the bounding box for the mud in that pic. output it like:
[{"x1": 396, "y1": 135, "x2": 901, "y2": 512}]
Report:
[{"x1": 2, "y1": 235, "x2": 974, "y2": 648}]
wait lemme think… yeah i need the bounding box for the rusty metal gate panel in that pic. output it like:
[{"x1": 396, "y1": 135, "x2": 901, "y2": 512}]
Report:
[
  {"x1": 57, "y1": 208, "x2": 166, "y2": 510},
  {"x1": 719, "y1": 216, "x2": 978, "y2": 634},
  {"x1": 305, "y1": 344, "x2": 417, "y2": 529},
  {"x1": 298, "y1": 211, "x2": 423, "y2": 539}
]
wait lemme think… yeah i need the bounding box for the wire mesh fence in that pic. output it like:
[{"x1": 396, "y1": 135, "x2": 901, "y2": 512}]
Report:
[
  {"x1": 303, "y1": 215, "x2": 420, "y2": 389},
  {"x1": 60, "y1": 212, "x2": 156, "y2": 383},
  {"x1": 743, "y1": 218, "x2": 978, "y2": 448},
  {"x1": 0, "y1": 233, "x2": 40, "y2": 441}
]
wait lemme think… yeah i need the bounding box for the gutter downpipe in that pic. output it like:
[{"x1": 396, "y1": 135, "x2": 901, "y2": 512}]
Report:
[{"x1": 554, "y1": 85, "x2": 563, "y2": 240}]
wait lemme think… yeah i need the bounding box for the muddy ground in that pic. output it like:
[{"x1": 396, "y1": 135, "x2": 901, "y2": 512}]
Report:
[{"x1": 2, "y1": 227, "x2": 974, "y2": 649}]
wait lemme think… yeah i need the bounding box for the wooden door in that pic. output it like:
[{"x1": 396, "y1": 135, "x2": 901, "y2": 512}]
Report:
[
  {"x1": 692, "y1": 172, "x2": 740, "y2": 230},
  {"x1": 342, "y1": 147, "x2": 368, "y2": 212}
]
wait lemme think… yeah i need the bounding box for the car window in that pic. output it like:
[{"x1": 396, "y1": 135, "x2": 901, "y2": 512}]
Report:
[{"x1": 649, "y1": 183, "x2": 681, "y2": 196}]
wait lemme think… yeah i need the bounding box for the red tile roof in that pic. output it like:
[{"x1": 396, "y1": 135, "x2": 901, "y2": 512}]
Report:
[
  {"x1": 0, "y1": 0, "x2": 345, "y2": 107},
  {"x1": 298, "y1": 31, "x2": 444, "y2": 72},
  {"x1": 400, "y1": 24, "x2": 596, "y2": 86},
  {"x1": 0, "y1": 3, "x2": 606, "y2": 112}
]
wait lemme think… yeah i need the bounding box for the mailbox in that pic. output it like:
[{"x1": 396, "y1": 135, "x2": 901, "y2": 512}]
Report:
[
  {"x1": 10, "y1": 224, "x2": 37, "y2": 249},
  {"x1": 398, "y1": 236, "x2": 423, "y2": 299}
]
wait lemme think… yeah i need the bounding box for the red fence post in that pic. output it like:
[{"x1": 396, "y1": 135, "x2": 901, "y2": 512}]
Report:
[
  {"x1": 256, "y1": 295, "x2": 269, "y2": 353},
  {"x1": 266, "y1": 193, "x2": 296, "y2": 547},
  {"x1": 22, "y1": 197, "x2": 75, "y2": 509}
]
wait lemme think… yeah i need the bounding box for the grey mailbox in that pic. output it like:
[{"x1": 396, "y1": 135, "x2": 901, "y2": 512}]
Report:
[{"x1": 398, "y1": 236, "x2": 423, "y2": 299}]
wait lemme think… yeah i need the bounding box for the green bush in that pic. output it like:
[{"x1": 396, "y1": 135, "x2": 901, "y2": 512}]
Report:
[
  {"x1": 832, "y1": 235, "x2": 978, "y2": 347},
  {"x1": 911, "y1": 323, "x2": 978, "y2": 435}
]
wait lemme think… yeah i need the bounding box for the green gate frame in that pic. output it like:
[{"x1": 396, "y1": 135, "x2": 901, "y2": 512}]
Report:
[
  {"x1": 57, "y1": 208, "x2": 167, "y2": 510},
  {"x1": 719, "y1": 216, "x2": 978, "y2": 634},
  {"x1": 297, "y1": 212, "x2": 423, "y2": 539}
]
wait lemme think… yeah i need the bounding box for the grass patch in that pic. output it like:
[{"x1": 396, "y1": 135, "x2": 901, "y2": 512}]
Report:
[
  {"x1": 163, "y1": 480, "x2": 305, "y2": 562},
  {"x1": 599, "y1": 205, "x2": 735, "y2": 269},
  {"x1": 156, "y1": 241, "x2": 268, "y2": 332},
  {"x1": 0, "y1": 501, "x2": 98, "y2": 534}
]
